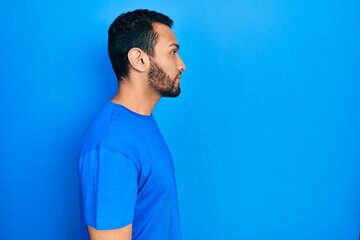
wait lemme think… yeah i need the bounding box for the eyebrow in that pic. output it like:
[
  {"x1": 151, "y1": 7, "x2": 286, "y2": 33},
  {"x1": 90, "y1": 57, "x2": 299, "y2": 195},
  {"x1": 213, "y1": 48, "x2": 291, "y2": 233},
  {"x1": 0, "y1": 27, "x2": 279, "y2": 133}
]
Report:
[{"x1": 169, "y1": 43, "x2": 180, "y2": 50}]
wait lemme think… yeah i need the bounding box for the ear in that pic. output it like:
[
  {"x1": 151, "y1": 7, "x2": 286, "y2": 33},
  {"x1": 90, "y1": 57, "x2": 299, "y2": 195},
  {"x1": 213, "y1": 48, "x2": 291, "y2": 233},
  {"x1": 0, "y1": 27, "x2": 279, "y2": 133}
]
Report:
[{"x1": 127, "y1": 48, "x2": 149, "y2": 73}]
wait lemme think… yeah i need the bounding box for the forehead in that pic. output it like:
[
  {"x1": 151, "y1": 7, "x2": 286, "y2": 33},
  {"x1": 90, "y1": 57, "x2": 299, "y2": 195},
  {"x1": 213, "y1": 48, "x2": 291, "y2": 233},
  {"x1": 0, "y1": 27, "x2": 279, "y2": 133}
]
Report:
[{"x1": 152, "y1": 23, "x2": 178, "y2": 48}]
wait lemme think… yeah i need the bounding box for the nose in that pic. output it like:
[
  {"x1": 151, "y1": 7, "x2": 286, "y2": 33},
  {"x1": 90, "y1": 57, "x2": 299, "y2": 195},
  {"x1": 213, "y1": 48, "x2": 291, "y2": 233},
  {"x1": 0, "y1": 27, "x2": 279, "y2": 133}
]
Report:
[{"x1": 177, "y1": 56, "x2": 186, "y2": 72}]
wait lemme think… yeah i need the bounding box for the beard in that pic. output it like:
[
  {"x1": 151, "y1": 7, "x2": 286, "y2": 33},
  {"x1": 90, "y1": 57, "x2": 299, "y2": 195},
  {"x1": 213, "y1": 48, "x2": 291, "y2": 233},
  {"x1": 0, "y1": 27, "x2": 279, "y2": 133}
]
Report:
[{"x1": 147, "y1": 58, "x2": 181, "y2": 97}]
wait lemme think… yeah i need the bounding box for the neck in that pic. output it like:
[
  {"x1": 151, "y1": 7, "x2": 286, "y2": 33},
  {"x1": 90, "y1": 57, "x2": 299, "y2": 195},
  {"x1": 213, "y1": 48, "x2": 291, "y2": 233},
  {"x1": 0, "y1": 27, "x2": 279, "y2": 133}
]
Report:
[{"x1": 111, "y1": 79, "x2": 161, "y2": 116}]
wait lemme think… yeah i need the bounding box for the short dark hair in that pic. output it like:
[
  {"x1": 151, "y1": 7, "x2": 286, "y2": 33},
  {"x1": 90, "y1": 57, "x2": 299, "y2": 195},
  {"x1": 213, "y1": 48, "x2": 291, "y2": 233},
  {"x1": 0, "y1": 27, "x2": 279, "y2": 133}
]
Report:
[{"x1": 108, "y1": 9, "x2": 173, "y2": 82}]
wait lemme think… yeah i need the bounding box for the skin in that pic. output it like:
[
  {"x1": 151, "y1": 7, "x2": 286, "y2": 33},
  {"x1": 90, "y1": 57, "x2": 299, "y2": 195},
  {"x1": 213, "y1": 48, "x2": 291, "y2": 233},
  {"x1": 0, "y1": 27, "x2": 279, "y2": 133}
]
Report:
[
  {"x1": 111, "y1": 22, "x2": 186, "y2": 116},
  {"x1": 88, "y1": 23, "x2": 186, "y2": 240},
  {"x1": 88, "y1": 224, "x2": 132, "y2": 240},
  {"x1": 148, "y1": 57, "x2": 182, "y2": 97}
]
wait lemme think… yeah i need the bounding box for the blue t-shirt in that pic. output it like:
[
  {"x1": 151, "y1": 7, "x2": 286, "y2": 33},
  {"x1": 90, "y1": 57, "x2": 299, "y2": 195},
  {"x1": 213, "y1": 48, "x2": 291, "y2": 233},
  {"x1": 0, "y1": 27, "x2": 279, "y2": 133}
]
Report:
[{"x1": 78, "y1": 101, "x2": 181, "y2": 240}]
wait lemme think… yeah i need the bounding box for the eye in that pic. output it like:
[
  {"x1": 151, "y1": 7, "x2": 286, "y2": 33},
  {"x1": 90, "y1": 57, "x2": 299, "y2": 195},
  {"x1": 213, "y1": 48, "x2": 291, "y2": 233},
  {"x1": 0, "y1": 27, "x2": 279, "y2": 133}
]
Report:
[{"x1": 171, "y1": 49, "x2": 177, "y2": 55}]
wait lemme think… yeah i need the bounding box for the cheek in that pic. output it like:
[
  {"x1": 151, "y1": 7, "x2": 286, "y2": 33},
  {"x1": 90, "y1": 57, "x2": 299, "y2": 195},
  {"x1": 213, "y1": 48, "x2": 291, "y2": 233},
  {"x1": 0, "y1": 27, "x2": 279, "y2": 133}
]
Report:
[
  {"x1": 165, "y1": 56, "x2": 177, "y2": 68},
  {"x1": 163, "y1": 61, "x2": 178, "y2": 77},
  {"x1": 156, "y1": 56, "x2": 178, "y2": 76}
]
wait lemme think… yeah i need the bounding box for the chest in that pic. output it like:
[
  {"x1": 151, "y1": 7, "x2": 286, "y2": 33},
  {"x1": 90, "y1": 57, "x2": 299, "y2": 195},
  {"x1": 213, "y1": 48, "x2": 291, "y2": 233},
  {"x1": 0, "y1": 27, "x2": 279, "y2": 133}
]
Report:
[{"x1": 136, "y1": 134, "x2": 176, "y2": 196}]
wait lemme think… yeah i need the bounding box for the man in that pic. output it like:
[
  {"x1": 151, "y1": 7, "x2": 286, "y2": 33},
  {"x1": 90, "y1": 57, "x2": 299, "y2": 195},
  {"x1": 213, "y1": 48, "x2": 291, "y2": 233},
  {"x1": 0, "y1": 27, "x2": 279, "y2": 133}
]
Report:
[{"x1": 78, "y1": 9, "x2": 186, "y2": 240}]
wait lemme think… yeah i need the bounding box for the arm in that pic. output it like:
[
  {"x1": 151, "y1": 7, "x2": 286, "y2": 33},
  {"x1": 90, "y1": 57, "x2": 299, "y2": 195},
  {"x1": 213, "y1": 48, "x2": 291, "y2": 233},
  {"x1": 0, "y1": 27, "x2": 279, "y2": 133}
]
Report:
[
  {"x1": 79, "y1": 148, "x2": 137, "y2": 239},
  {"x1": 88, "y1": 224, "x2": 132, "y2": 240}
]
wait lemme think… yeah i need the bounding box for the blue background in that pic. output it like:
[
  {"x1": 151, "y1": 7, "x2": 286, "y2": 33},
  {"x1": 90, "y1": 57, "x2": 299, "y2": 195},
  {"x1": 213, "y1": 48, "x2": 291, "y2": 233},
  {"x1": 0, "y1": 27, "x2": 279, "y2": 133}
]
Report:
[{"x1": 0, "y1": 1, "x2": 359, "y2": 239}]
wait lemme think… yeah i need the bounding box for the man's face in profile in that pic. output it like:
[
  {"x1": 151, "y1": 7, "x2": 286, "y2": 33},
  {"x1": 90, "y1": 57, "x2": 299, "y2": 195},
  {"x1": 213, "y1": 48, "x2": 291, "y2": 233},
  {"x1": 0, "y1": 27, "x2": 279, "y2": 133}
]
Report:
[{"x1": 147, "y1": 23, "x2": 186, "y2": 97}]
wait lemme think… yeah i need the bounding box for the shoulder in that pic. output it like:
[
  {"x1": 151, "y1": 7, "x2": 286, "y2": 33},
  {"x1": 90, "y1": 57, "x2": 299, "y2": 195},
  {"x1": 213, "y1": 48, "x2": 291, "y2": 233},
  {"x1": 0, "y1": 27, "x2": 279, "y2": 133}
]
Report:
[
  {"x1": 78, "y1": 101, "x2": 141, "y2": 158},
  {"x1": 78, "y1": 102, "x2": 117, "y2": 158}
]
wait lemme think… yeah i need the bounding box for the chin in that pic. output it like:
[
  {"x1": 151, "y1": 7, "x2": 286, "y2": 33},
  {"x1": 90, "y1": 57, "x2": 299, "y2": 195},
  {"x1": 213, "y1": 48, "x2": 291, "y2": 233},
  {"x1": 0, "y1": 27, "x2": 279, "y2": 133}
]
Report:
[{"x1": 162, "y1": 87, "x2": 181, "y2": 98}]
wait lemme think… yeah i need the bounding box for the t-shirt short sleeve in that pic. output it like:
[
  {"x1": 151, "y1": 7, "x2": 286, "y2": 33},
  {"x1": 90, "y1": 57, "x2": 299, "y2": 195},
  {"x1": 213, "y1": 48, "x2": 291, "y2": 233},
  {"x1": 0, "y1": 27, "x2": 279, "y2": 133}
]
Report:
[{"x1": 79, "y1": 147, "x2": 138, "y2": 230}]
